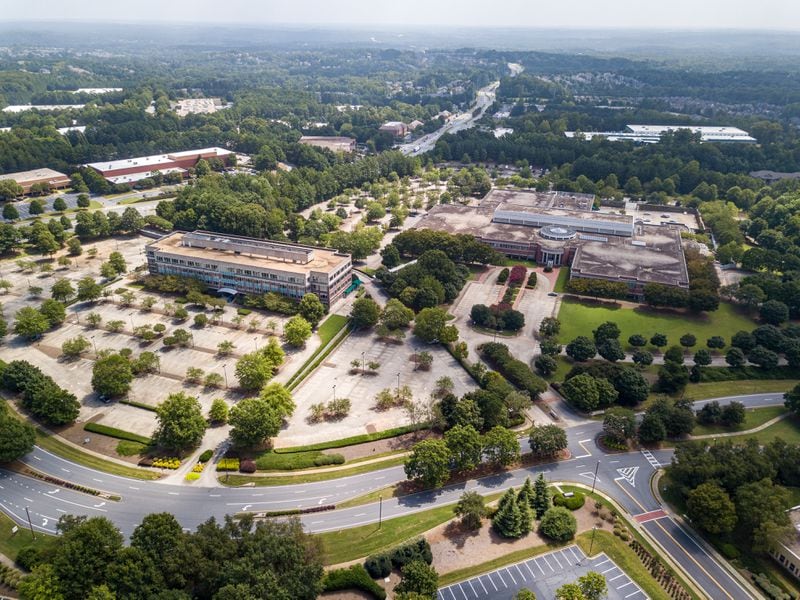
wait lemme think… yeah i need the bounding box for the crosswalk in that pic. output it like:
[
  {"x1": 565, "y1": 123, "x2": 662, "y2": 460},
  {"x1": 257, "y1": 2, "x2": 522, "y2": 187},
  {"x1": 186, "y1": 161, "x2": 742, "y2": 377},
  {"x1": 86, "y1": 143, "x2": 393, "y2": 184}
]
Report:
[{"x1": 641, "y1": 449, "x2": 661, "y2": 470}]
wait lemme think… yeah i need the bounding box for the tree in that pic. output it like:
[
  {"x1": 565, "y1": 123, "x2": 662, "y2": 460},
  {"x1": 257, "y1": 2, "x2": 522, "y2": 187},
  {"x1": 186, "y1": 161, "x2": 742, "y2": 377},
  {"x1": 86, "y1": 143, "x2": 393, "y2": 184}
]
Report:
[
  {"x1": 235, "y1": 346, "x2": 283, "y2": 391},
  {"x1": 76, "y1": 276, "x2": 102, "y2": 301},
  {"x1": 592, "y1": 321, "x2": 620, "y2": 343},
  {"x1": 298, "y1": 293, "x2": 325, "y2": 326},
  {"x1": 228, "y1": 396, "x2": 284, "y2": 447},
  {"x1": 731, "y1": 330, "x2": 756, "y2": 351},
  {"x1": 707, "y1": 336, "x2": 726, "y2": 350},
  {"x1": 395, "y1": 560, "x2": 439, "y2": 599},
  {"x1": 284, "y1": 315, "x2": 313, "y2": 346},
  {"x1": 529, "y1": 425, "x2": 567, "y2": 457},
  {"x1": 597, "y1": 338, "x2": 625, "y2": 362},
  {"x1": 29, "y1": 199, "x2": 44, "y2": 215},
  {"x1": 693, "y1": 349, "x2": 712, "y2": 367},
  {"x1": 697, "y1": 401, "x2": 723, "y2": 425},
  {"x1": 404, "y1": 439, "x2": 451, "y2": 487},
  {"x1": 735, "y1": 478, "x2": 791, "y2": 548},
  {"x1": 209, "y1": 398, "x2": 229, "y2": 424},
  {"x1": 539, "y1": 506, "x2": 577, "y2": 542},
  {"x1": 720, "y1": 401, "x2": 746, "y2": 427},
  {"x1": 725, "y1": 347, "x2": 746, "y2": 367},
  {"x1": 381, "y1": 298, "x2": 415, "y2": 330},
  {"x1": 680, "y1": 333, "x2": 697, "y2": 348},
  {"x1": 638, "y1": 412, "x2": 667, "y2": 444},
  {"x1": 39, "y1": 299, "x2": 66, "y2": 327},
  {"x1": 91, "y1": 353, "x2": 134, "y2": 397},
  {"x1": 50, "y1": 278, "x2": 75, "y2": 302},
  {"x1": 13, "y1": 306, "x2": 49, "y2": 339},
  {"x1": 381, "y1": 244, "x2": 401, "y2": 268},
  {"x1": 532, "y1": 473, "x2": 550, "y2": 518},
  {"x1": 61, "y1": 335, "x2": 91, "y2": 358},
  {"x1": 603, "y1": 407, "x2": 636, "y2": 444},
  {"x1": 516, "y1": 590, "x2": 536, "y2": 600},
  {"x1": 534, "y1": 354, "x2": 558, "y2": 376},
  {"x1": 687, "y1": 482, "x2": 737, "y2": 535},
  {"x1": 217, "y1": 340, "x2": 235, "y2": 356},
  {"x1": 2, "y1": 202, "x2": 19, "y2": 220},
  {"x1": 445, "y1": 424, "x2": 483, "y2": 472},
  {"x1": 76, "y1": 194, "x2": 91, "y2": 208},
  {"x1": 577, "y1": 571, "x2": 607, "y2": 600},
  {"x1": 413, "y1": 307, "x2": 455, "y2": 343},
  {"x1": 748, "y1": 345, "x2": 779, "y2": 369},
  {"x1": 650, "y1": 333, "x2": 668, "y2": 348},
  {"x1": 555, "y1": 583, "x2": 585, "y2": 600},
  {"x1": 455, "y1": 491, "x2": 486, "y2": 530},
  {"x1": 562, "y1": 373, "x2": 600, "y2": 412},
  {"x1": 539, "y1": 317, "x2": 561, "y2": 337},
  {"x1": 786, "y1": 384, "x2": 800, "y2": 416},
  {"x1": 100, "y1": 261, "x2": 118, "y2": 280},
  {"x1": 493, "y1": 488, "x2": 526, "y2": 538},
  {"x1": 759, "y1": 300, "x2": 789, "y2": 325},
  {"x1": 154, "y1": 392, "x2": 206, "y2": 452},
  {"x1": 565, "y1": 336, "x2": 596, "y2": 362},
  {"x1": 67, "y1": 237, "x2": 82, "y2": 256},
  {"x1": 632, "y1": 349, "x2": 653, "y2": 367},
  {"x1": 53, "y1": 197, "x2": 67, "y2": 212},
  {"x1": 350, "y1": 296, "x2": 381, "y2": 329},
  {"x1": 482, "y1": 425, "x2": 520, "y2": 467},
  {"x1": 628, "y1": 334, "x2": 647, "y2": 347},
  {"x1": 0, "y1": 405, "x2": 35, "y2": 462}
]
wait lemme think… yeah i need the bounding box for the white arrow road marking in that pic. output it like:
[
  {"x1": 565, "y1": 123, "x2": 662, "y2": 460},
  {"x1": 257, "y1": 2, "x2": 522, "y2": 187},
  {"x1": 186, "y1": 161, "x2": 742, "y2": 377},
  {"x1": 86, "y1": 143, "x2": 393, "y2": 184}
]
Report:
[
  {"x1": 42, "y1": 518, "x2": 48, "y2": 527},
  {"x1": 318, "y1": 498, "x2": 327, "y2": 505},
  {"x1": 579, "y1": 472, "x2": 600, "y2": 483},
  {"x1": 616, "y1": 466, "x2": 639, "y2": 487},
  {"x1": 93, "y1": 502, "x2": 106, "y2": 508},
  {"x1": 241, "y1": 505, "x2": 252, "y2": 511},
  {"x1": 48, "y1": 489, "x2": 59, "y2": 494}
]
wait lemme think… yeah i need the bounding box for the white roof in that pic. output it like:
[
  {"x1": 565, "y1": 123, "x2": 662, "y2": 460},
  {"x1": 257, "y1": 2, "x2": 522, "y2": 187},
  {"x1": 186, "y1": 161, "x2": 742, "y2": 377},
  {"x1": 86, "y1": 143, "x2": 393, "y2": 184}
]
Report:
[
  {"x1": 73, "y1": 88, "x2": 122, "y2": 94},
  {"x1": 57, "y1": 126, "x2": 86, "y2": 135},
  {"x1": 107, "y1": 167, "x2": 186, "y2": 185},
  {"x1": 2, "y1": 104, "x2": 85, "y2": 113},
  {"x1": 87, "y1": 147, "x2": 232, "y2": 172},
  {"x1": 626, "y1": 124, "x2": 751, "y2": 136},
  {"x1": 168, "y1": 147, "x2": 231, "y2": 159}
]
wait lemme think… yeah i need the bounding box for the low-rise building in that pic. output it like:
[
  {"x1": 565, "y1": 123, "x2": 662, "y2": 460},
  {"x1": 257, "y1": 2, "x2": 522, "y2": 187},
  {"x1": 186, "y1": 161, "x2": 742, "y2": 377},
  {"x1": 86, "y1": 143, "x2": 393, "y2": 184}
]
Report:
[
  {"x1": 0, "y1": 168, "x2": 70, "y2": 194},
  {"x1": 772, "y1": 508, "x2": 800, "y2": 581},
  {"x1": 299, "y1": 136, "x2": 356, "y2": 153},
  {"x1": 379, "y1": 121, "x2": 408, "y2": 137},
  {"x1": 145, "y1": 230, "x2": 353, "y2": 307},
  {"x1": 86, "y1": 147, "x2": 233, "y2": 184},
  {"x1": 413, "y1": 188, "x2": 689, "y2": 298},
  {"x1": 564, "y1": 124, "x2": 756, "y2": 144}
]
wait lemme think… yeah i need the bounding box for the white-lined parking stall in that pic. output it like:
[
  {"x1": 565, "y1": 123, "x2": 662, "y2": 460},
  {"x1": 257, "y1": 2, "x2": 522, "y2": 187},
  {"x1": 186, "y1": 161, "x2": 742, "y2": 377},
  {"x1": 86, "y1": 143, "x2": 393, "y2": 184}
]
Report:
[{"x1": 437, "y1": 545, "x2": 647, "y2": 600}]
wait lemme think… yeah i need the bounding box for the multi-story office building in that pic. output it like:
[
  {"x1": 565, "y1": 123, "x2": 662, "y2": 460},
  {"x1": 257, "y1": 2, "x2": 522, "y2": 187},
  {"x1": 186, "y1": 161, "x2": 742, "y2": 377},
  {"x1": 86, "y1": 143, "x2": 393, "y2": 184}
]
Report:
[{"x1": 146, "y1": 231, "x2": 353, "y2": 307}]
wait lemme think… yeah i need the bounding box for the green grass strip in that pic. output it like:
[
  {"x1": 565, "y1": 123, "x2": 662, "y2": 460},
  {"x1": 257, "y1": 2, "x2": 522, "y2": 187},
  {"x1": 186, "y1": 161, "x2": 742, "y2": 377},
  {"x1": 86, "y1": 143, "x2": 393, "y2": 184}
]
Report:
[
  {"x1": 119, "y1": 398, "x2": 158, "y2": 412},
  {"x1": 274, "y1": 424, "x2": 425, "y2": 454},
  {"x1": 83, "y1": 423, "x2": 151, "y2": 444},
  {"x1": 286, "y1": 316, "x2": 351, "y2": 391}
]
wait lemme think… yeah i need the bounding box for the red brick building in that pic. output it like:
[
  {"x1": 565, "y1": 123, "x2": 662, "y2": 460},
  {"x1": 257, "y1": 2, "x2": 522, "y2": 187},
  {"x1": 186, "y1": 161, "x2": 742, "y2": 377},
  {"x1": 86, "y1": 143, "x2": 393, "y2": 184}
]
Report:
[{"x1": 86, "y1": 147, "x2": 233, "y2": 185}]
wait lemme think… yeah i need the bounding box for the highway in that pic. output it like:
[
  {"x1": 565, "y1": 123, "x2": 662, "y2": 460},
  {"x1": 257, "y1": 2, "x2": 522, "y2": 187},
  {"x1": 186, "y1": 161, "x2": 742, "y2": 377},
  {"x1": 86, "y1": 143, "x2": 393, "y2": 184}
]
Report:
[{"x1": 1, "y1": 393, "x2": 782, "y2": 599}]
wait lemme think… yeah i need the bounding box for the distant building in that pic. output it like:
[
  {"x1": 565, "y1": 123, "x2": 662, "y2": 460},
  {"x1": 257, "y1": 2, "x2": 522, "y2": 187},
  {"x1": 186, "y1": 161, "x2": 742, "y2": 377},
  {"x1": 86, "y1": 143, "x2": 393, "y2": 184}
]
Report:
[
  {"x1": 0, "y1": 168, "x2": 70, "y2": 194},
  {"x1": 749, "y1": 170, "x2": 800, "y2": 182},
  {"x1": 72, "y1": 88, "x2": 122, "y2": 94},
  {"x1": 564, "y1": 124, "x2": 756, "y2": 144},
  {"x1": 772, "y1": 508, "x2": 800, "y2": 581},
  {"x1": 86, "y1": 147, "x2": 233, "y2": 185},
  {"x1": 146, "y1": 230, "x2": 353, "y2": 307},
  {"x1": 414, "y1": 188, "x2": 689, "y2": 298},
  {"x1": 493, "y1": 127, "x2": 514, "y2": 138},
  {"x1": 299, "y1": 136, "x2": 356, "y2": 153},
  {"x1": 408, "y1": 120, "x2": 424, "y2": 131},
  {"x1": 379, "y1": 121, "x2": 409, "y2": 137},
  {"x1": 2, "y1": 104, "x2": 85, "y2": 113},
  {"x1": 172, "y1": 98, "x2": 231, "y2": 117}
]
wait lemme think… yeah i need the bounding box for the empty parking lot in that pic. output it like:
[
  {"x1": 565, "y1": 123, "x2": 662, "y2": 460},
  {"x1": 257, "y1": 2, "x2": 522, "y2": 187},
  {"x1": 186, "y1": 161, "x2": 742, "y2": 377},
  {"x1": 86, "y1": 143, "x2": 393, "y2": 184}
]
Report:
[{"x1": 437, "y1": 545, "x2": 646, "y2": 600}]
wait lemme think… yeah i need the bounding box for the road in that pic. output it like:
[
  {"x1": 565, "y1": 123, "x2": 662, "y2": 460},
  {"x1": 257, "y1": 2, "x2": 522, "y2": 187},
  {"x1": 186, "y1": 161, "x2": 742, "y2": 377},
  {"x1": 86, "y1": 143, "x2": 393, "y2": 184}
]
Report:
[{"x1": 1, "y1": 393, "x2": 780, "y2": 598}]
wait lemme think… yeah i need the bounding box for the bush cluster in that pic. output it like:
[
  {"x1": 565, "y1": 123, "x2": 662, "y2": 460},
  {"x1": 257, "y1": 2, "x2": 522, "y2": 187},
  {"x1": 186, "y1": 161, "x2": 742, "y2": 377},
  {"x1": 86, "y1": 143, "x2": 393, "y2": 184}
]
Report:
[
  {"x1": 526, "y1": 272, "x2": 537, "y2": 288},
  {"x1": 479, "y1": 342, "x2": 547, "y2": 398},
  {"x1": 553, "y1": 492, "x2": 586, "y2": 510},
  {"x1": 508, "y1": 265, "x2": 527, "y2": 287},
  {"x1": 497, "y1": 268, "x2": 509, "y2": 283},
  {"x1": 192, "y1": 463, "x2": 205, "y2": 473},
  {"x1": 470, "y1": 303, "x2": 524, "y2": 332},
  {"x1": 0, "y1": 360, "x2": 80, "y2": 425},
  {"x1": 198, "y1": 449, "x2": 214, "y2": 462},
  {"x1": 0, "y1": 563, "x2": 22, "y2": 591},
  {"x1": 364, "y1": 538, "x2": 432, "y2": 578},
  {"x1": 322, "y1": 565, "x2": 387, "y2": 600},
  {"x1": 152, "y1": 457, "x2": 181, "y2": 469},
  {"x1": 216, "y1": 458, "x2": 240, "y2": 472},
  {"x1": 239, "y1": 458, "x2": 257, "y2": 473},
  {"x1": 753, "y1": 573, "x2": 791, "y2": 600}
]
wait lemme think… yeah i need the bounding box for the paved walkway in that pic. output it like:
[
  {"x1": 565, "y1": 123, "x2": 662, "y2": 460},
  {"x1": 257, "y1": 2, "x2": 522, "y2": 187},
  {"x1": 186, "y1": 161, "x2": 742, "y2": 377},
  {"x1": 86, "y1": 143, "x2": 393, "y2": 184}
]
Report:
[{"x1": 688, "y1": 413, "x2": 788, "y2": 440}]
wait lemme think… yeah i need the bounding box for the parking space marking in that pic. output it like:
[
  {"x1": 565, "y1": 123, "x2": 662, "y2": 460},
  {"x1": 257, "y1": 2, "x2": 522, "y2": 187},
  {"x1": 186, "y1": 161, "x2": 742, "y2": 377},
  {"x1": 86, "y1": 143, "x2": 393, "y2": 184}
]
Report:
[
  {"x1": 487, "y1": 573, "x2": 498, "y2": 591},
  {"x1": 617, "y1": 581, "x2": 633, "y2": 589},
  {"x1": 542, "y1": 555, "x2": 555, "y2": 572},
  {"x1": 467, "y1": 579, "x2": 478, "y2": 597},
  {"x1": 601, "y1": 567, "x2": 617, "y2": 574},
  {"x1": 495, "y1": 569, "x2": 507, "y2": 588},
  {"x1": 505, "y1": 568, "x2": 516, "y2": 585},
  {"x1": 610, "y1": 574, "x2": 625, "y2": 581},
  {"x1": 625, "y1": 590, "x2": 644, "y2": 598},
  {"x1": 524, "y1": 561, "x2": 536, "y2": 579},
  {"x1": 568, "y1": 546, "x2": 581, "y2": 563},
  {"x1": 594, "y1": 558, "x2": 611, "y2": 567},
  {"x1": 457, "y1": 582, "x2": 469, "y2": 599},
  {"x1": 515, "y1": 564, "x2": 525, "y2": 581},
  {"x1": 551, "y1": 552, "x2": 563, "y2": 569},
  {"x1": 477, "y1": 577, "x2": 488, "y2": 594}
]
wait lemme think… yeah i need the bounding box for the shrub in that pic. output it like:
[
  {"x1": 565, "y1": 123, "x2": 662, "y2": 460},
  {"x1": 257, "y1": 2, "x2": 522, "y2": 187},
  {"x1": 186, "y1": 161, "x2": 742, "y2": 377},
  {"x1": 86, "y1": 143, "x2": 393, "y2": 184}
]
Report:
[
  {"x1": 198, "y1": 449, "x2": 214, "y2": 462},
  {"x1": 323, "y1": 565, "x2": 387, "y2": 600},
  {"x1": 216, "y1": 457, "x2": 240, "y2": 471},
  {"x1": 479, "y1": 342, "x2": 547, "y2": 398},
  {"x1": 185, "y1": 472, "x2": 200, "y2": 481},
  {"x1": 553, "y1": 492, "x2": 586, "y2": 510},
  {"x1": 719, "y1": 542, "x2": 741, "y2": 560},
  {"x1": 539, "y1": 506, "x2": 577, "y2": 542},
  {"x1": 497, "y1": 268, "x2": 509, "y2": 284},
  {"x1": 239, "y1": 458, "x2": 257, "y2": 473},
  {"x1": 526, "y1": 272, "x2": 537, "y2": 288},
  {"x1": 151, "y1": 457, "x2": 181, "y2": 469},
  {"x1": 365, "y1": 554, "x2": 392, "y2": 579},
  {"x1": 237, "y1": 307, "x2": 252, "y2": 316},
  {"x1": 390, "y1": 538, "x2": 433, "y2": 569},
  {"x1": 15, "y1": 545, "x2": 42, "y2": 571},
  {"x1": 508, "y1": 265, "x2": 527, "y2": 287}
]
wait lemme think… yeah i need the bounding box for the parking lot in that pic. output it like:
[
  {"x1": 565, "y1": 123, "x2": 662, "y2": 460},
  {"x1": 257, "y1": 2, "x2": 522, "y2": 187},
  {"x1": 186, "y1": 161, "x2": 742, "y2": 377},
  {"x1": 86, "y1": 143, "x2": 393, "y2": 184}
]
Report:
[{"x1": 437, "y1": 545, "x2": 646, "y2": 600}]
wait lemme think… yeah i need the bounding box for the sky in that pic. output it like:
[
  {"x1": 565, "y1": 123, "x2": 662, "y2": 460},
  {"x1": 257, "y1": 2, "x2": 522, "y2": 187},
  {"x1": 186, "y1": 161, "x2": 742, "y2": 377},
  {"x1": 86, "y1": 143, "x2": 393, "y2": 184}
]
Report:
[{"x1": 2, "y1": 0, "x2": 800, "y2": 30}]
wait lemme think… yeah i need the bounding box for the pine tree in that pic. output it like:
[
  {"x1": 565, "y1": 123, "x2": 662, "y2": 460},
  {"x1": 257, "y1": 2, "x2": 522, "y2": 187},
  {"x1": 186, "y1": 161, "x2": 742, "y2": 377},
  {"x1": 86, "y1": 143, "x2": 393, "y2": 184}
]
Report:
[
  {"x1": 518, "y1": 477, "x2": 534, "y2": 508},
  {"x1": 519, "y1": 494, "x2": 534, "y2": 535},
  {"x1": 492, "y1": 488, "x2": 524, "y2": 538},
  {"x1": 533, "y1": 473, "x2": 551, "y2": 519}
]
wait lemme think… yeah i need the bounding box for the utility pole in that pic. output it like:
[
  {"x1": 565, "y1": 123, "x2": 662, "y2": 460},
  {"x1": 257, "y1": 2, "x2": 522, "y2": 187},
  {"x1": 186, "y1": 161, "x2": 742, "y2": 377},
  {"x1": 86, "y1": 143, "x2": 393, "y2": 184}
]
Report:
[{"x1": 25, "y1": 506, "x2": 36, "y2": 540}]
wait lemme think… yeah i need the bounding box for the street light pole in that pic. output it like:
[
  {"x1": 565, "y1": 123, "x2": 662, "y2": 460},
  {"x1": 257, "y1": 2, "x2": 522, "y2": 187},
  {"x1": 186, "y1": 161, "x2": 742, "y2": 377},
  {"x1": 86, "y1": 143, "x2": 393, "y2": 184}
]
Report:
[
  {"x1": 396, "y1": 372, "x2": 400, "y2": 400},
  {"x1": 591, "y1": 459, "x2": 600, "y2": 494},
  {"x1": 254, "y1": 336, "x2": 258, "y2": 351},
  {"x1": 332, "y1": 384, "x2": 336, "y2": 402},
  {"x1": 378, "y1": 495, "x2": 383, "y2": 529},
  {"x1": 361, "y1": 351, "x2": 365, "y2": 375},
  {"x1": 25, "y1": 506, "x2": 36, "y2": 540},
  {"x1": 223, "y1": 364, "x2": 228, "y2": 389}
]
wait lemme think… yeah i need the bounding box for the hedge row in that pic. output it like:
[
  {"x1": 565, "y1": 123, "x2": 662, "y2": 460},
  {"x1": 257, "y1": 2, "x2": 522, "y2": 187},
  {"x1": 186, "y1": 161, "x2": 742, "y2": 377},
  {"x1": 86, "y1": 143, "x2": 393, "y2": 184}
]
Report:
[
  {"x1": 21, "y1": 467, "x2": 116, "y2": 499},
  {"x1": 323, "y1": 565, "x2": 386, "y2": 600},
  {"x1": 553, "y1": 492, "x2": 586, "y2": 511},
  {"x1": 83, "y1": 422, "x2": 151, "y2": 445},
  {"x1": 286, "y1": 318, "x2": 351, "y2": 391},
  {"x1": 274, "y1": 423, "x2": 425, "y2": 454},
  {"x1": 119, "y1": 398, "x2": 158, "y2": 412},
  {"x1": 698, "y1": 365, "x2": 799, "y2": 382},
  {"x1": 364, "y1": 538, "x2": 432, "y2": 579},
  {"x1": 254, "y1": 451, "x2": 344, "y2": 471},
  {"x1": 479, "y1": 342, "x2": 547, "y2": 398}
]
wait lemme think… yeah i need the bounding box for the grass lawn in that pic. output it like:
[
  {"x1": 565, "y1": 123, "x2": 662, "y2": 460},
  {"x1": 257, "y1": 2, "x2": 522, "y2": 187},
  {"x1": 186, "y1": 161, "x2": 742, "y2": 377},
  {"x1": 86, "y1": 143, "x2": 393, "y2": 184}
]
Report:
[
  {"x1": 254, "y1": 449, "x2": 342, "y2": 471},
  {"x1": 557, "y1": 298, "x2": 755, "y2": 350},
  {"x1": 34, "y1": 429, "x2": 160, "y2": 481},
  {"x1": 721, "y1": 414, "x2": 800, "y2": 445},
  {"x1": 676, "y1": 380, "x2": 798, "y2": 402},
  {"x1": 317, "y1": 504, "x2": 456, "y2": 564},
  {"x1": 553, "y1": 266, "x2": 570, "y2": 293},
  {"x1": 220, "y1": 455, "x2": 407, "y2": 486},
  {"x1": 318, "y1": 314, "x2": 350, "y2": 345},
  {"x1": 0, "y1": 511, "x2": 57, "y2": 562},
  {"x1": 691, "y1": 405, "x2": 786, "y2": 437}
]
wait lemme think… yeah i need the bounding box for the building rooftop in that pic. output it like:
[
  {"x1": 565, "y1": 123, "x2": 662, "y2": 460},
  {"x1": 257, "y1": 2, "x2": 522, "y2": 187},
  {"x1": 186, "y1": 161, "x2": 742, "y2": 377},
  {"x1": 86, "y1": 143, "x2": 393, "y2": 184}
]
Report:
[
  {"x1": 565, "y1": 124, "x2": 756, "y2": 144},
  {"x1": 2, "y1": 104, "x2": 85, "y2": 113},
  {"x1": 72, "y1": 88, "x2": 122, "y2": 94},
  {"x1": 571, "y1": 224, "x2": 688, "y2": 288},
  {"x1": 0, "y1": 168, "x2": 69, "y2": 184},
  {"x1": 107, "y1": 167, "x2": 187, "y2": 185},
  {"x1": 86, "y1": 147, "x2": 231, "y2": 173},
  {"x1": 299, "y1": 136, "x2": 356, "y2": 151},
  {"x1": 482, "y1": 189, "x2": 596, "y2": 212},
  {"x1": 147, "y1": 231, "x2": 350, "y2": 276}
]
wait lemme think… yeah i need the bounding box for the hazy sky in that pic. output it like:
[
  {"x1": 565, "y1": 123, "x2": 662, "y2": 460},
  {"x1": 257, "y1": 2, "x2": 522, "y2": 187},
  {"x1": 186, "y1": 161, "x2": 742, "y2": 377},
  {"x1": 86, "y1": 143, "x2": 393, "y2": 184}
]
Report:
[{"x1": 3, "y1": 0, "x2": 800, "y2": 30}]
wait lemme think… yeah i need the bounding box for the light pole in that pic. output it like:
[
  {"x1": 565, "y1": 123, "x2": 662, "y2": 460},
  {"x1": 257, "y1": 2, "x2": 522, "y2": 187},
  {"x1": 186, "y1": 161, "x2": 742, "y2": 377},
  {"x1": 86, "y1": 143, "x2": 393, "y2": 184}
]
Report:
[
  {"x1": 25, "y1": 506, "x2": 36, "y2": 540},
  {"x1": 332, "y1": 384, "x2": 337, "y2": 402},
  {"x1": 223, "y1": 364, "x2": 228, "y2": 389},
  {"x1": 254, "y1": 336, "x2": 259, "y2": 351},
  {"x1": 90, "y1": 335, "x2": 97, "y2": 355},
  {"x1": 378, "y1": 495, "x2": 383, "y2": 529},
  {"x1": 396, "y1": 372, "x2": 400, "y2": 400},
  {"x1": 361, "y1": 351, "x2": 365, "y2": 375},
  {"x1": 591, "y1": 459, "x2": 600, "y2": 494}
]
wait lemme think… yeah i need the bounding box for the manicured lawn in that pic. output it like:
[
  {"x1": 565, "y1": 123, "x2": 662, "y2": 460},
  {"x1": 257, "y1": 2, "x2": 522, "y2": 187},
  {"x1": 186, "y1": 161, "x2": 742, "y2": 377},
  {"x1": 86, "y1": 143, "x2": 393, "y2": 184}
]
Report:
[
  {"x1": 677, "y1": 380, "x2": 798, "y2": 402},
  {"x1": 691, "y1": 405, "x2": 786, "y2": 437},
  {"x1": 0, "y1": 511, "x2": 57, "y2": 562},
  {"x1": 557, "y1": 298, "x2": 755, "y2": 350},
  {"x1": 317, "y1": 504, "x2": 456, "y2": 564},
  {"x1": 318, "y1": 314, "x2": 349, "y2": 345},
  {"x1": 722, "y1": 414, "x2": 800, "y2": 445},
  {"x1": 220, "y1": 455, "x2": 408, "y2": 486},
  {"x1": 553, "y1": 266, "x2": 570, "y2": 293},
  {"x1": 254, "y1": 450, "x2": 342, "y2": 471}
]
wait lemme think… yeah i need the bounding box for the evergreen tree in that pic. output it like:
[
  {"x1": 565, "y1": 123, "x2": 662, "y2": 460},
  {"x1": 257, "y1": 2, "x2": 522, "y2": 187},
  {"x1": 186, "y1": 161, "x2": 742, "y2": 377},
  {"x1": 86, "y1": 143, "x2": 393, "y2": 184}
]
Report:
[
  {"x1": 492, "y1": 488, "x2": 524, "y2": 538},
  {"x1": 533, "y1": 473, "x2": 551, "y2": 519}
]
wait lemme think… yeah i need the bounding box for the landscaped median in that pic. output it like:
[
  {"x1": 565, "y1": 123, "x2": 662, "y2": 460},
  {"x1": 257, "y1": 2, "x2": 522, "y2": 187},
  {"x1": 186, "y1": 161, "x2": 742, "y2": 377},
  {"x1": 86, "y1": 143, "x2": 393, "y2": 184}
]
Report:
[{"x1": 286, "y1": 314, "x2": 350, "y2": 391}]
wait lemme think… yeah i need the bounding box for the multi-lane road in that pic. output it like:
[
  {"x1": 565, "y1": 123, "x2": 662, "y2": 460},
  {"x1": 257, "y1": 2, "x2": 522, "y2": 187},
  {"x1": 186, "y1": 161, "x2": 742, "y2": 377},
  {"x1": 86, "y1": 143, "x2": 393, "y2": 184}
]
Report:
[{"x1": 1, "y1": 393, "x2": 782, "y2": 599}]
